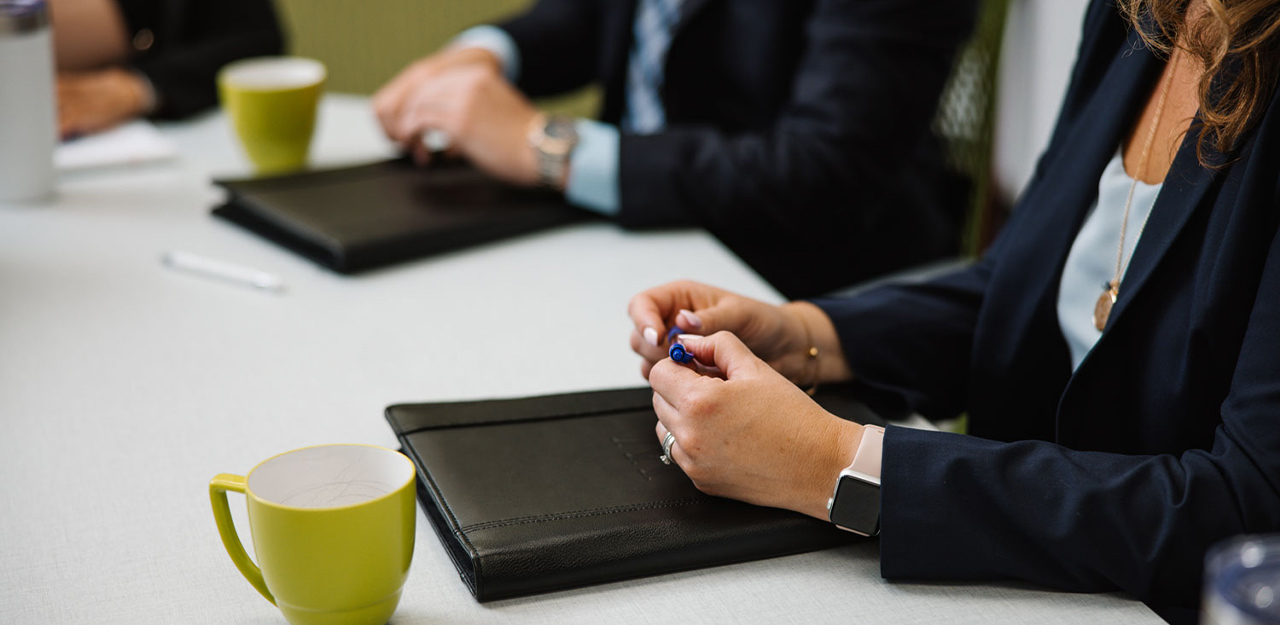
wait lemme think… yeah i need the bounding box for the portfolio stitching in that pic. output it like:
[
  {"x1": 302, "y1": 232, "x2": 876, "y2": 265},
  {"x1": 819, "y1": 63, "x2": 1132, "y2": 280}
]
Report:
[{"x1": 461, "y1": 498, "x2": 707, "y2": 532}]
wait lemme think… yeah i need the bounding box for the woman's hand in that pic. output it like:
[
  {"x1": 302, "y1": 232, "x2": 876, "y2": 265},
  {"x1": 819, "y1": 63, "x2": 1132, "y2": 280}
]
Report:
[
  {"x1": 57, "y1": 68, "x2": 151, "y2": 139},
  {"x1": 650, "y1": 331, "x2": 865, "y2": 520},
  {"x1": 628, "y1": 280, "x2": 852, "y2": 384}
]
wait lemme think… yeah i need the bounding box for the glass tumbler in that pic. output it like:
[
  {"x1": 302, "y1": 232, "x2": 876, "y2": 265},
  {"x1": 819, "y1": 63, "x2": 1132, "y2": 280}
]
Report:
[{"x1": 1204, "y1": 535, "x2": 1280, "y2": 625}]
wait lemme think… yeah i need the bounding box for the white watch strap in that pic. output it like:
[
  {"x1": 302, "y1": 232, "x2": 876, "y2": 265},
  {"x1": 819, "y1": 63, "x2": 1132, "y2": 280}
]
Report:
[{"x1": 848, "y1": 425, "x2": 886, "y2": 480}]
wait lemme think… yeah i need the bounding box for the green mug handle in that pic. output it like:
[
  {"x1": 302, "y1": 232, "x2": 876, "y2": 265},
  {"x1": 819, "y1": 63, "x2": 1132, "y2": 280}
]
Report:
[{"x1": 210, "y1": 473, "x2": 276, "y2": 605}]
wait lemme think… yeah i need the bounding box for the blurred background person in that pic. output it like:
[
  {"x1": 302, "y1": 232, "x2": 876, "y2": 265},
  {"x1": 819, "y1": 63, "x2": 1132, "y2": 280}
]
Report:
[
  {"x1": 374, "y1": 0, "x2": 980, "y2": 299},
  {"x1": 51, "y1": 0, "x2": 284, "y2": 138}
]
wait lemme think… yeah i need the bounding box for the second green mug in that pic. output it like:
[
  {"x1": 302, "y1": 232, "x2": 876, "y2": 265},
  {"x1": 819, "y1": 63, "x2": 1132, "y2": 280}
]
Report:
[{"x1": 218, "y1": 56, "x2": 326, "y2": 175}]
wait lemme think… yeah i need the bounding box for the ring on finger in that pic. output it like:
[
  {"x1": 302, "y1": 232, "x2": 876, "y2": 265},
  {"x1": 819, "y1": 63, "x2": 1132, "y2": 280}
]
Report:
[
  {"x1": 422, "y1": 129, "x2": 452, "y2": 152},
  {"x1": 660, "y1": 431, "x2": 676, "y2": 465}
]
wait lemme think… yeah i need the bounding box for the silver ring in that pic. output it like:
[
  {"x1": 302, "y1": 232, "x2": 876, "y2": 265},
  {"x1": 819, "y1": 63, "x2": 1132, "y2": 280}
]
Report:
[
  {"x1": 660, "y1": 432, "x2": 676, "y2": 465},
  {"x1": 422, "y1": 129, "x2": 451, "y2": 152}
]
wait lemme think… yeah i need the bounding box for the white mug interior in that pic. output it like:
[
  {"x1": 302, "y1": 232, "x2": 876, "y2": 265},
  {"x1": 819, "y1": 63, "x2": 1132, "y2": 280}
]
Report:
[
  {"x1": 248, "y1": 445, "x2": 413, "y2": 509},
  {"x1": 220, "y1": 57, "x2": 326, "y2": 91}
]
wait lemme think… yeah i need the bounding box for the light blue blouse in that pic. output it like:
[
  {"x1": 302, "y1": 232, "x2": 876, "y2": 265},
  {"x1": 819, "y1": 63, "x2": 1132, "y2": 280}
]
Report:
[{"x1": 1056, "y1": 148, "x2": 1164, "y2": 371}]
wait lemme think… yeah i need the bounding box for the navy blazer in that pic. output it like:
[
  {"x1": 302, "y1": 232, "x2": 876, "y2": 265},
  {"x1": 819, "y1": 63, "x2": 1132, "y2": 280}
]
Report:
[
  {"x1": 498, "y1": 0, "x2": 978, "y2": 298},
  {"x1": 814, "y1": 0, "x2": 1280, "y2": 614}
]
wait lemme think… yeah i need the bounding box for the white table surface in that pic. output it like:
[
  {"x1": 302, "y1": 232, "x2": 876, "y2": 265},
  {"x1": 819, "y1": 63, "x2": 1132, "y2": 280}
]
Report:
[{"x1": 0, "y1": 94, "x2": 1164, "y2": 625}]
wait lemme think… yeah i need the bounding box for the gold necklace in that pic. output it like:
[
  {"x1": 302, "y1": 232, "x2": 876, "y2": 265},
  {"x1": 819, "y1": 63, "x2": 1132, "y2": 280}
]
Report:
[{"x1": 1093, "y1": 48, "x2": 1180, "y2": 332}]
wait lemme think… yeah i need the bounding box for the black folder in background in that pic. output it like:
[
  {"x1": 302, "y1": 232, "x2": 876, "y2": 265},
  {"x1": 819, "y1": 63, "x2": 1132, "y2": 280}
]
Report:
[
  {"x1": 212, "y1": 159, "x2": 591, "y2": 273},
  {"x1": 385, "y1": 387, "x2": 880, "y2": 601}
]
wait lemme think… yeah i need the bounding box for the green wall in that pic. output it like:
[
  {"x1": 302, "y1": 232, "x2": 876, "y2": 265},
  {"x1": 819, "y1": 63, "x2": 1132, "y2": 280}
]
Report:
[{"x1": 274, "y1": 0, "x2": 598, "y2": 115}]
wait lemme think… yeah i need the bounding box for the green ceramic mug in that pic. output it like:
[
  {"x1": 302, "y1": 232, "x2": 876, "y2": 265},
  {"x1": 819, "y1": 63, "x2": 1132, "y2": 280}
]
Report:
[
  {"x1": 218, "y1": 57, "x2": 326, "y2": 175},
  {"x1": 210, "y1": 444, "x2": 416, "y2": 625}
]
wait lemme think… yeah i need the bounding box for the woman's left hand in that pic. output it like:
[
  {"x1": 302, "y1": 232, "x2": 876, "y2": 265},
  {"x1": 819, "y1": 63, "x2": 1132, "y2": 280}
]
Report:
[
  {"x1": 58, "y1": 68, "x2": 151, "y2": 139},
  {"x1": 650, "y1": 331, "x2": 865, "y2": 520}
]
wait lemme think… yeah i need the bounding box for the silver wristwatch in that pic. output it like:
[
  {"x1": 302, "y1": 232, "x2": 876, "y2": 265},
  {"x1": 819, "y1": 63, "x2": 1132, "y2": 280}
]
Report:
[{"x1": 528, "y1": 114, "x2": 579, "y2": 189}]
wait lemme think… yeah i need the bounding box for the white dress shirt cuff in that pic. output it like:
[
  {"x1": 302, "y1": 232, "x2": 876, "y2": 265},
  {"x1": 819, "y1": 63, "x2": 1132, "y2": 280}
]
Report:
[
  {"x1": 450, "y1": 25, "x2": 521, "y2": 83},
  {"x1": 565, "y1": 119, "x2": 621, "y2": 216}
]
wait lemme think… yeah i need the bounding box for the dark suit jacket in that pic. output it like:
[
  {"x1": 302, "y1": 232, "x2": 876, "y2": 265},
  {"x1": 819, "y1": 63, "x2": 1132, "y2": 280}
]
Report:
[
  {"x1": 116, "y1": 0, "x2": 285, "y2": 119},
  {"x1": 499, "y1": 0, "x2": 978, "y2": 299},
  {"x1": 813, "y1": 0, "x2": 1280, "y2": 617}
]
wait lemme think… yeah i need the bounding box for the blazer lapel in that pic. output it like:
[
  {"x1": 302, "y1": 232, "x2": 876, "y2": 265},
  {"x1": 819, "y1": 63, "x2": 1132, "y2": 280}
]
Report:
[
  {"x1": 1057, "y1": 44, "x2": 1224, "y2": 445},
  {"x1": 1056, "y1": 130, "x2": 1219, "y2": 446},
  {"x1": 1099, "y1": 134, "x2": 1220, "y2": 331},
  {"x1": 974, "y1": 27, "x2": 1158, "y2": 446},
  {"x1": 600, "y1": 1, "x2": 640, "y2": 123},
  {"x1": 672, "y1": 0, "x2": 713, "y2": 35},
  {"x1": 998, "y1": 28, "x2": 1160, "y2": 342}
]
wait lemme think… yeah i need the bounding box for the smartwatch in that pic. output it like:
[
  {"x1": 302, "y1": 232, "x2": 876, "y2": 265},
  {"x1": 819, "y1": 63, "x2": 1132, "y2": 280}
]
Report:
[
  {"x1": 527, "y1": 114, "x2": 579, "y2": 189},
  {"x1": 826, "y1": 424, "x2": 886, "y2": 537}
]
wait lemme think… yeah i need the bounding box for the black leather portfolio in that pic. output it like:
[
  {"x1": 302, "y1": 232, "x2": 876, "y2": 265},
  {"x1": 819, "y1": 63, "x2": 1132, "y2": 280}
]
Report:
[
  {"x1": 385, "y1": 387, "x2": 880, "y2": 601},
  {"x1": 212, "y1": 159, "x2": 590, "y2": 273}
]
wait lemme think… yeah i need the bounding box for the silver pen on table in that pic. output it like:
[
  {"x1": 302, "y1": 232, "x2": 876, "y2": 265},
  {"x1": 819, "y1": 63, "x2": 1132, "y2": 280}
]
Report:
[{"x1": 161, "y1": 250, "x2": 285, "y2": 293}]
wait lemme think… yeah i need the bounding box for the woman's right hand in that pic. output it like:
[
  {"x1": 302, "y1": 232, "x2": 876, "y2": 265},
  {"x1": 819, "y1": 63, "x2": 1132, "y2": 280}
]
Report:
[{"x1": 627, "y1": 280, "x2": 851, "y2": 384}]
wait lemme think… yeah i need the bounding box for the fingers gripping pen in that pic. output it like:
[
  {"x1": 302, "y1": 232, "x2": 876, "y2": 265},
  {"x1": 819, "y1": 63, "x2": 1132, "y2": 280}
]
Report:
[{"x1": 667, "y1": 327, "x2": 696, "y2": 364}]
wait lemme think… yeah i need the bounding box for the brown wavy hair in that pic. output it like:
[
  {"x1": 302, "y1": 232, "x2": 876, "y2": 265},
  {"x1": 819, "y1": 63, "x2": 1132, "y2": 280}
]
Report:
[{"x1": 1117, "y1": 0, "x2": 1280, "y2": 163}]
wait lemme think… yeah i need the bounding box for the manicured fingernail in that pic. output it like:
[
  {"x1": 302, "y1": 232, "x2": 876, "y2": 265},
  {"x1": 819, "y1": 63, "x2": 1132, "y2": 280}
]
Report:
[
  {"x1": 643, "y1": 327, "x2": 659, "y2": 346},
  {"x1": 676, "y1": 334, "x2": 701, "y2": 343},
  {"x1": 677, "y1": 309, "x2": 702, "y2": 329}
]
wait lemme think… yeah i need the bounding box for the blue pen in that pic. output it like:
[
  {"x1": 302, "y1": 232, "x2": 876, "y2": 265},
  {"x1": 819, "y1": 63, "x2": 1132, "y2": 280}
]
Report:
[
  {"x1": 667, "y1": 327, "x2": 697, "y2": 364},
  {"x1": 669, "y1": 342, "x2": 695, "y2": 364}
]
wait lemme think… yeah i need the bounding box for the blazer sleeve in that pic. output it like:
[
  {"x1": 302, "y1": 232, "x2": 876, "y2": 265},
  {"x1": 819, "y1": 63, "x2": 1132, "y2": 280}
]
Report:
[
  {"x1": 497, "y1": 0, "x2": 601, "y2": 97},
  {"x1": 877, "y1": 221, "x2": 1280, "y2": 605},
  {"x1": 807, "y1": 164, "x2": 1050, "y2": 420},
  {"x1": 809, "y1": 259, "x2": 989, "y2": 420},
  {"x1": 613, "y1": 0, "x2": 977, "y2": 230},
  {"x1": 130, "y1": 0, "x2": 285, "y2": 119}
]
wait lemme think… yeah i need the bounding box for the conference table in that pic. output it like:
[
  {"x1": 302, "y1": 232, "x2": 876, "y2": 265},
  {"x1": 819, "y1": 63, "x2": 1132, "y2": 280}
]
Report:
[{"x1": 0, "y1": 95, "x2": 1165, "y2": 624}]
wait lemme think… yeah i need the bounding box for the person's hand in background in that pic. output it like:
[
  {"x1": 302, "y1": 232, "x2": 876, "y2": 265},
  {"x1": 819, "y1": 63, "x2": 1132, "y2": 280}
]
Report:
[
  {"x1": 57, "y1": 67, "x2": 152, "y2": 139},
  {"x1": 373, "y1": 46, "x2": 544, "y2": 186},
  {"x1": 387, "y1": 65, "x2": 541, "y2": 186},
  {"x1": 650, "y1": 331, "x2": 865, "y2": 520},
  {"x1": 627, "y1": 280, "x2": 852, "y2": 384},
  {"x1": 372, "y1": 46, "x2": 502, "y2": 141}
]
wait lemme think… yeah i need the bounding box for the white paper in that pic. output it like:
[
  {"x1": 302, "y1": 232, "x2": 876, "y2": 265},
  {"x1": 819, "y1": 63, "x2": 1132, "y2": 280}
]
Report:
[{"x1": 55, "y1": 120, "x2": 178, "y2": 171}]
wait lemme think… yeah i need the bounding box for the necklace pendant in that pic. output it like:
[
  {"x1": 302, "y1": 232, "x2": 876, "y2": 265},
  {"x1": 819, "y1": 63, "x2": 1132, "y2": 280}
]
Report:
[{"x1": 1093, "y1": 282, "x2": 1118, "y2": 331}]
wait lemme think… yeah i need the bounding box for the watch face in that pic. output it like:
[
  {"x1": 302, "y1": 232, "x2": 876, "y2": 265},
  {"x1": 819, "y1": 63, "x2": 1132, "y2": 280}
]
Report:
[
  {"x1": 830, "y1": 475, "x2": 880, "y2": 536},
  {"x1": 545, "y1": 119, "x2": 576, "y2": 140},
  {"x1": 536, "y1": 117, "x2": 578, "y2": 159}
]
